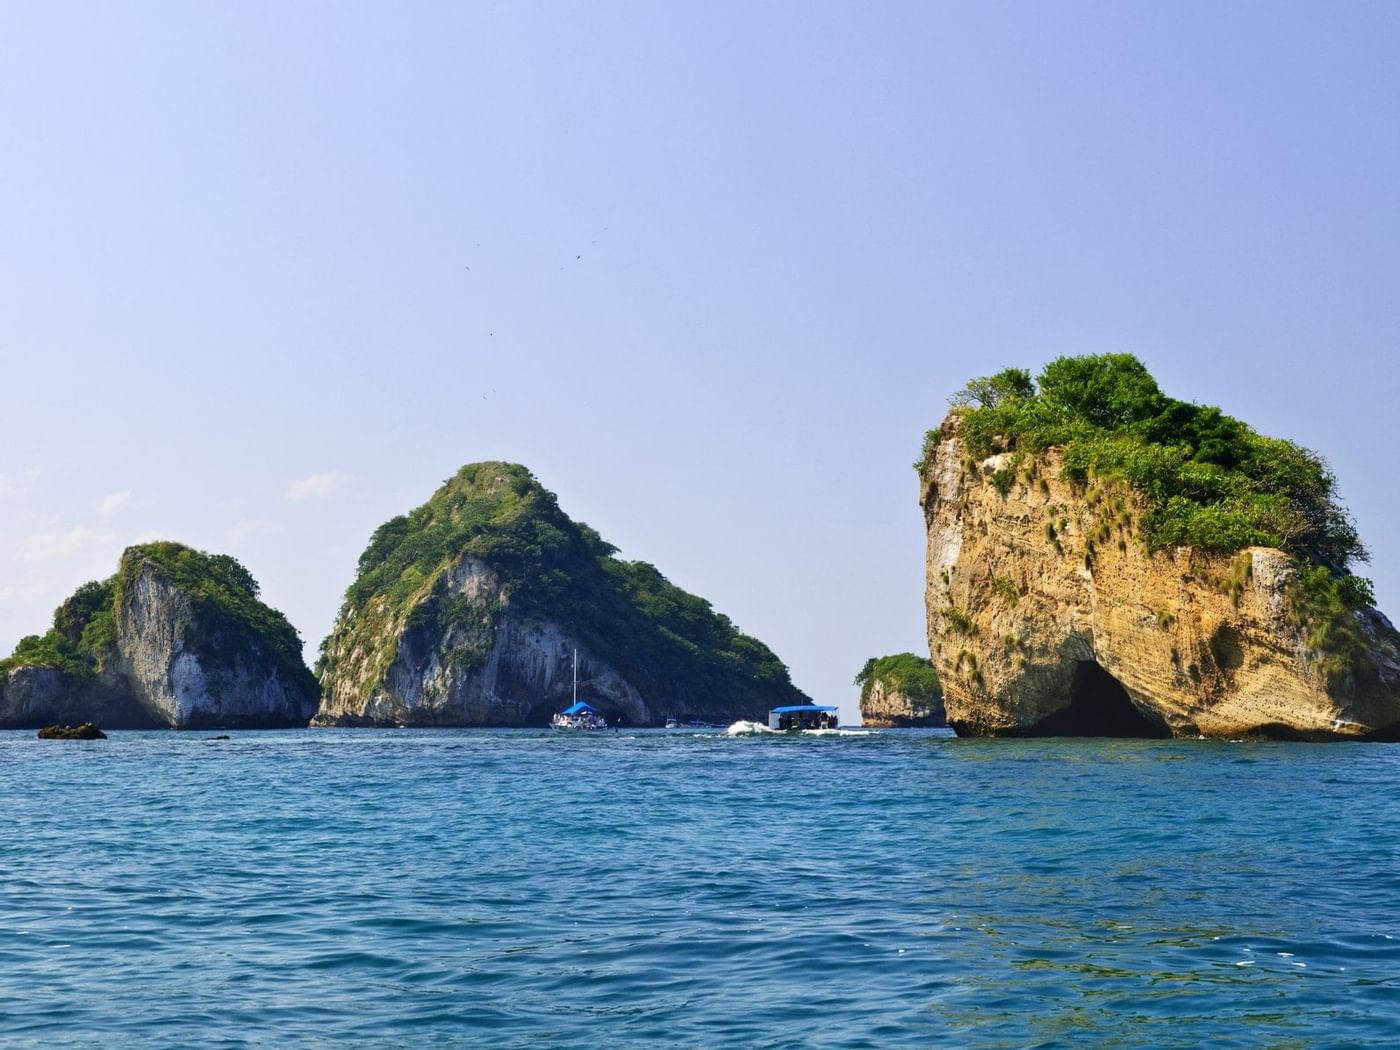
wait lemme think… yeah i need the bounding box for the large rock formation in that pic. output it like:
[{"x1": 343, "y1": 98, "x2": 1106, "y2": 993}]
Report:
[
  {"x1": 856, "y1": 653, "x2": 945, "y2": 727},
  {"x1": 922, "y1": 413, "x2": 1400, "y2": 740},
  {"x1": 0, "y1": 543, "x2": 319, "y2": 729},
  {"x1": 314, "y1": 462, "x2": 809, "y2": 726}
]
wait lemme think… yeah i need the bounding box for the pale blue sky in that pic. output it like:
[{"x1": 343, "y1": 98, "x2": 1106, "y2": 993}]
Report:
[{"x1": 2, "y1": 2, "x2": 1398, "y2": 720}]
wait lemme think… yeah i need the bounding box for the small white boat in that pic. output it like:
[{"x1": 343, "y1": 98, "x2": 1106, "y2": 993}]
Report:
[
  {"x1": 551, "y1": 649, "x2": 608, "y2": 731},
  {"x1": 665, "y1": 716, "x2": 680, "y2": 729}
]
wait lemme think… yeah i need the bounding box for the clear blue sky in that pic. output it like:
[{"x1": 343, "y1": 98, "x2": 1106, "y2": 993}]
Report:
[{"x1": 2, "y1": 1, "x2": 1398, "y2": 720}]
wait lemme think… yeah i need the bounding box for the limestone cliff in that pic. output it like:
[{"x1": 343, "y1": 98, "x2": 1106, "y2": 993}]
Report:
[
  {"x1": 860, "y1": 678, "x2": 947, "y2": 728},
  {"x1": 0, "y1": 543, "x2": 319, "y2": 729},
  {"x1": 314, "y1": 462, "x2": 809, "y2": 726},
  {"x1": 922, "y1": 414, "x2": 1400, "y2": 739},
  {"x1": 856, "y1": 653, "x2": 945, "y2": 727}
]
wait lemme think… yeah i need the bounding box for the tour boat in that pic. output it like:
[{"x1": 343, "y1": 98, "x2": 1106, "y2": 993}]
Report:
[
  {"x1": 551, "y1": 649, "x2": 608, "y2": 731},
  {"x1": 768, "y1": 704, "x2": 840, "y2": 731}
]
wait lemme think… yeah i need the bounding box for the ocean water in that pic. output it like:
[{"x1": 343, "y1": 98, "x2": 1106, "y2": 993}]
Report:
[{"x1": 3, "y1": 727, "x2": 1400, "y2": 1047}]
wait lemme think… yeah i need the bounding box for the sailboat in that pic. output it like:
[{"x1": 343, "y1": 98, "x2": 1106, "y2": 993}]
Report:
[{"x1": 550, "y1": 649, "x2": 608, "y2": 730}]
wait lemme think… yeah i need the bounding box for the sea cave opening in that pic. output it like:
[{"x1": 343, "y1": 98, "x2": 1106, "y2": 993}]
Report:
[
  {"x1": 523, "y1": 703, "x2": 557, "y2": 728},
  {"x1": 1028, "y1": 660, "x2": 1170, "y2": 739}
]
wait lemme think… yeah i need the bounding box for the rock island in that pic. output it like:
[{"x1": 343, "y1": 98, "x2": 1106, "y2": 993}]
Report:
[
  {"x1": 920, "y1": 354, "x2": 1400, "y2": 739},
  {"x1": 0, "y1": 542, "x2": 319, "y2": 729},
  {"x1": 314, "y1": 462, "x2": 809, "y2": 726}
]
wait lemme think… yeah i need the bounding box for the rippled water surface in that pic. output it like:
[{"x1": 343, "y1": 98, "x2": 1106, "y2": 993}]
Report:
[{"x1": 4, "y1": 727, "x2": 1400, "y2": 1047}]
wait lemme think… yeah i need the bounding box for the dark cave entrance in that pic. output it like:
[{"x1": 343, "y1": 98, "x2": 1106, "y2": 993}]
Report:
[
  {"x1": 1028, "y1": 660, "x2": 1171, "y2": 739},
  {"x1": 524, "y1": 703, "x2": 557, "y2": 728}
]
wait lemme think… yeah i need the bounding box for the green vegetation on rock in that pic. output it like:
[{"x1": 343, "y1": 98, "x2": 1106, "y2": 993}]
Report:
[
  {"x1": 1, "y1": 542, "x2": 314, "y2": 693},
  {"x1": 322, "y1": 462, "x2": 800, "y2": 709},
  {"x1": 928, "y1": 354, "x2": 1375, "y2": 666},
  {"x1": 854, "y1": 653, "x2": 942, "y2": 705},
  {"x1": 1, "y1": 578, "x2": 116, "y2": 678}
]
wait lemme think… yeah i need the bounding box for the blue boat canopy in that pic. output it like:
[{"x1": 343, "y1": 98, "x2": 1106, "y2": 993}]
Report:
[
  {"x1": 561, "y1": 701, "x2": 600, "y2": 715},
  {"x1": 770, "y1": 705, "x2": 839, "y2": 714}
]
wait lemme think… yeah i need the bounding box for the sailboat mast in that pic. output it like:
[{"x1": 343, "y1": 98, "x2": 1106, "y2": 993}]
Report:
[{"x1": 573, "y1": 648, "x2": 578, "y2": 705}]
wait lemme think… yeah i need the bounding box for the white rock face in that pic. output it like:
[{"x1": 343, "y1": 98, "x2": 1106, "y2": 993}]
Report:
[{"x1": 111, "y1": 565, "x2": 317, "y2": 728}]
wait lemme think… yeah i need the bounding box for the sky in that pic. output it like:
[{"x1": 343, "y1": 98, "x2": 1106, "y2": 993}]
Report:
[{"x1": 2, "y1": 1, "x2": 1398, "y2": 722}]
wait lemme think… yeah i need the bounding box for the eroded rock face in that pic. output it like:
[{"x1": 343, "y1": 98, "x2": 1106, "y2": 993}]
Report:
[
  {"x1": 922, "y1": 416, "x2": 1400, "y2": 740},
  {"x1": 114, "y1": 565, "x2": 316, "y2": 728},
  {"x1": 859, "y1": 678, "x2": 946, "y2": 728},
  {"x1": 315, "y1": 556, "x2": 655, "y2": 726}
]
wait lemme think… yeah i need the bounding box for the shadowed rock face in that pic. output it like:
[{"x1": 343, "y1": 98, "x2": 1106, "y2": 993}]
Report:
[{"x1": 923, "y1": 415, "x2": 1400, "y2": 740}]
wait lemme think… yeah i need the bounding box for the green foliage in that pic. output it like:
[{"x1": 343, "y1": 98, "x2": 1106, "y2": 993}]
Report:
[
  {"x1": 950, "y1": 368, "x2": 1036, "y2": 409},
  {"x1": 0, "y1": 578, "x2": 117, "y2": 677},
  {"x1": 325, "y1": 462, "x2": 801, "y2": 709},
  {"x1": 1287, "y1": 564, "x2": 1371, "y2": 677},
  {"x1": 989, "y1": 454, "x2": 1022, "y2": 497},
  {"x1": 854, "y1": 653, "x2": 940, "y2": 703},
  {"x1": 945, "y1": 606, "x2": 976, "y2": 635},
  {"x1": 942, "y1": 354, "x2": 1372, "y2": 624},
  {"x1": 914, "y1": 428, "x2": 943, "y2": 473},
  {"x1": 991, "y1": 575, "x2": 1020, "y2": 606},
  {"x1": 1038, "y1": 353, "x2": 1162, "y2": 430}
]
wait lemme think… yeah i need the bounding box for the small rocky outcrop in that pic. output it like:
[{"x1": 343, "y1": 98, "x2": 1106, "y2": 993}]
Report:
[
  {"x1": 921, "y1": 357, "x2": 1400, "y2": 740},
  {"x1": 856, "y1": 653, "x2": 945, "y2": 727},
  {"x1": 314, "y1": 462, "x2": 810, "y2": 727},
  {"x1": 1, "y1": 543, "x2": 319, "y2": 730},
  {"x1": 38, "y1": 723, "x2": 107, "y2": 740}
]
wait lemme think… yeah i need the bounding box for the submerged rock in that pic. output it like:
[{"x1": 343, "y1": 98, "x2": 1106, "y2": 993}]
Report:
[
  {"x1": 314, "y1": 462, "x2": 809, "y2": 727},
  {"x1": 37, "y1": 723, "x2": 107, "y2": 740},
  {"x1": 1, "y1": 543, "x2": 319, "y2": 730},
  {"x1": 921, "y1": 357, "x2": 1400, "y2": 740}
]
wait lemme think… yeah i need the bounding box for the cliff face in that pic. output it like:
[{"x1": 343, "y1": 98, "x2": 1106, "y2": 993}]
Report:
[
  {"x1": 923, "y1": 416, "x2": 1400, "y2": 740},
  {"x1": 855, "y1": 652, "x2": 945, "y2": 727},
  {"x1": 859, "y1": 678, "x2": 946, "y2": 728},
  {"x1": 315, "y1": 462, "x2": 809, "y2": 726},
  {"x1": 113, "y1": 563, "x2": 317, "y2": 728},
  {"x1": 0, "y1": 544, "x2": 318, "y2": 729},
  {"x1": 316, "y1": 556, "x2": 651, "y2": 726}
]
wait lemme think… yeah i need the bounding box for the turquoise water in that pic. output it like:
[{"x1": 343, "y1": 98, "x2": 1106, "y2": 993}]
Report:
[{"x1": 3, "y1": 727, "x2": 1400, "y2": 1047}]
